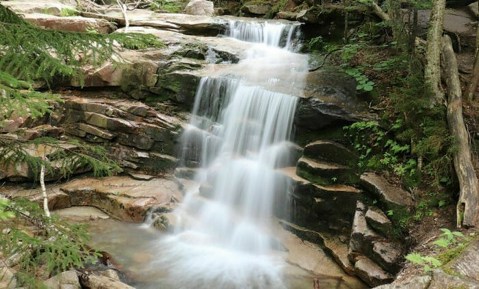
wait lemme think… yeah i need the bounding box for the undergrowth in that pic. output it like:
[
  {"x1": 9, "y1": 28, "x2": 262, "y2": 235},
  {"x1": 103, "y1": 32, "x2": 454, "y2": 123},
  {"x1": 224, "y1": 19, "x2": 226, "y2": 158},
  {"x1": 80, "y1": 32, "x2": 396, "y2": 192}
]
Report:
[
  {"x1": 305, "y1": 20, "x2": 456, "y2": 231},
  {"x1": 0, "y1": 199, "x2": 100, "y2": 288}
]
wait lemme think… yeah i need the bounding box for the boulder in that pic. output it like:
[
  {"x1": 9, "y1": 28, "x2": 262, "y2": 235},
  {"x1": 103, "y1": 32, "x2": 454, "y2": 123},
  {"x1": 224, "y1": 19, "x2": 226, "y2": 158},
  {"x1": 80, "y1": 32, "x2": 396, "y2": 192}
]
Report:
[
  {"x1": 295, "y1": 69, "x2": 374, "y2": 130},
  {"x1": 60, "y1": 176, "x2": 182, "y2": 222},
  {"x1": 279, "y1": 167, "x2": 361, "y2": 231},
  {"x1": 280, "y1": 220, "x2": 355, "y2": 275},
  {"x1": 24, "y1": 14, "x2": 114, "y2": 33},
  {"x1": 354, "y1": 256, "x2": 393, "y2": 287},
  {"x1": 360, "y1": 172, "x2": 414, "y2": 211},
  {"x1": 241, "y1": 3, "x2": 272, "y2": 16},
  {"x1": 365, "y1": 206, "x2": 393, "y2": 235},
  {"x1": 53, "y1": 206, "x2": 110, "y2": 222},
  {"x1": 303, "y1": 140, "x2": 358, "y2": 166},
  {"x1": 2, "y1": 0, "x2": 77, "y2": 16},
  {"x1": 349, "y1": 201, "x2": 380, "y2": 261},
  {"x1": 44, "y1": 270, "x2": 81, "y2": 289},
  {"x1": 79, "y1": 273, "x2": 134, "y2": 289},
  {"x1": 349, "y1": 201, "x2": 403, "y2": 274},
  {"x1": 184, "y1": 0, "x2": 215, "y2": 16},
  {"x1": 296, "y1": 157, "x2": 357, "y2": 185},
  {"x1": 90, "y1": 9, "x2": 227, "y2": 36}
]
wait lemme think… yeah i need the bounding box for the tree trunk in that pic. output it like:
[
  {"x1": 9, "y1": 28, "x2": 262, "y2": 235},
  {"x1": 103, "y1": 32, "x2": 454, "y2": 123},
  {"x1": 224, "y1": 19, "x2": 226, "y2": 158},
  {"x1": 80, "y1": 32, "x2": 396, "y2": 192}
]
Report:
[
  {"x1": 40, "y1": 161, "x2": 50, "y2": 218},
  {"x1": 425, "y1": 0, "x2": 446, "y2": 105},
  {"x1": 465, "y1": 19, "x2": 479, "y2": 100},
  {"x1": 441, "y1": 35, "x2": 479, "y2": 228}
]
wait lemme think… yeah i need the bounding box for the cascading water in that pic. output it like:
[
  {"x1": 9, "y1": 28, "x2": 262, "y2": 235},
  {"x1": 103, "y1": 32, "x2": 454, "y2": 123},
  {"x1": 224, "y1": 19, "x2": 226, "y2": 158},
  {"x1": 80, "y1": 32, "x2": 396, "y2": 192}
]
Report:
[{"x1": 147, "y1": 20, "x2": 309, "y2": 289}]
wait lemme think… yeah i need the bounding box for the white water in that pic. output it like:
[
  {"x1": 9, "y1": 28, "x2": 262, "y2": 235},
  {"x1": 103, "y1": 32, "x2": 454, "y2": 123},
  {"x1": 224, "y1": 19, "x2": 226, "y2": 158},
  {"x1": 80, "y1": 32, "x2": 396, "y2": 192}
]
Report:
[{"x1": 152, "y1": 20, "x2": 309, "y2": 289}]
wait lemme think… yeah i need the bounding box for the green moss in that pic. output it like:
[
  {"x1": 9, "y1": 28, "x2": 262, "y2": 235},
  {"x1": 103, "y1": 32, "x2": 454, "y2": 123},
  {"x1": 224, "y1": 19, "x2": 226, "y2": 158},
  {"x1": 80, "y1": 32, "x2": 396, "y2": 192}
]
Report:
[
  {"x1": 149, "y1": 0, "x2": 186, "y2": 13},
  {"x1": 59, "y1": 8, "x2": 78, "y2": 17}
]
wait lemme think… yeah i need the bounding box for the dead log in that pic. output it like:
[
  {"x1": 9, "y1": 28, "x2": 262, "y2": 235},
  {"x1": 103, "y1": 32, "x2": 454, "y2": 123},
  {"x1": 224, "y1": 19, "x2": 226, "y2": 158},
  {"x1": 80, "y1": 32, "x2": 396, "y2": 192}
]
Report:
[
  {"x1": 426, "y1": 0, "x2": 446, "y2": 105},
  {"x1": 441, "y1": 35, "x2": 479, "y2": 228}
]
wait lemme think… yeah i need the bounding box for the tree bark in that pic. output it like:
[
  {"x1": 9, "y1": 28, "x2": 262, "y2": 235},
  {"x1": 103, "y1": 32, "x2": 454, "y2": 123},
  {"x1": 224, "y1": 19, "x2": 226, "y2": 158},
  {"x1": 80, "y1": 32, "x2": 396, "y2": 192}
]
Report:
[
  {"x1": 465, "y1": 20, "x2": 479, "y2": 100},
  {"x1": 441, "y1": 35, "x2": 479, "y2": 228},
  {"x1": 40, "y1": 161, "x2": 50, "y2": 218},
  {"x1": 425, "y1": 0, "x2": 446, "y2": 105}
]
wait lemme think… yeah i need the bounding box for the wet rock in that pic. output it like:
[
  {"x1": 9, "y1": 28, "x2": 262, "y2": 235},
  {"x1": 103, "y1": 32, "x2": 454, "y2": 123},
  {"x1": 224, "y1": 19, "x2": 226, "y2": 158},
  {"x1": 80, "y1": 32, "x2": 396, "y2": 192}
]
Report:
[
  {"x1": 25, "y1": 14, "x2": 114, "y2": 33},
  {"x1": 303, "y1": 140, "x2": 358, "y2": 166},
  {"x1": 365, "y1": 206, "x2": 393, "y2": 235},
  {"x1": 184, "y1": 0, "x2": 214, "y2": 16},
  {"x1": 60, "y1": 176, "x2": 182, "y2": 222},
  {"x1": 280, "y1": 220, "x2": 355, "y2": 275},
  {"x1": 53, "y1": 206, "x2": 110, "y2": 221},
  {"x1": 360, "y1": 172, "x2": 414, "y2": 211},
  {"x1": 354, "y1": 256, "x2": 393, "y2": 287},
  {"x1": 155, "y1": 69, "x2": 202, "y2": 106},
  {"x1": 80, "y1": 273, "x2": 135, "y2": 289},
  {"x1": 44, "y1": 270, "x2": 81, "y2": 289},
  {"x1": 373, "y1": 275, "x2": 431, "y2": 289}
]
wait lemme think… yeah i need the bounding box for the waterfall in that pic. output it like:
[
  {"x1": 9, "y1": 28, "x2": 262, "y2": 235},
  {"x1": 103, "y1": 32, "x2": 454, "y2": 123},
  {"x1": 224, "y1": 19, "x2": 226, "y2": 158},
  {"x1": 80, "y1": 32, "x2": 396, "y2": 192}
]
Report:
[{"x1": 155, "y1": 20, "x2": 309, "y2": 289}]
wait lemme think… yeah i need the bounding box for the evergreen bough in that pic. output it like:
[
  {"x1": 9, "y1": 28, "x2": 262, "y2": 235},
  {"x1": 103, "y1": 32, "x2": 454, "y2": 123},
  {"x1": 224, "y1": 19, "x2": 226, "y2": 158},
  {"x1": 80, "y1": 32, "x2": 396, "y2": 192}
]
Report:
[
  {"x1": 0, "y1": 4, "x2": 163, "y2": 285},
  {"x1": 0, "y1": 4, "x2": 162, "y2": 122}
]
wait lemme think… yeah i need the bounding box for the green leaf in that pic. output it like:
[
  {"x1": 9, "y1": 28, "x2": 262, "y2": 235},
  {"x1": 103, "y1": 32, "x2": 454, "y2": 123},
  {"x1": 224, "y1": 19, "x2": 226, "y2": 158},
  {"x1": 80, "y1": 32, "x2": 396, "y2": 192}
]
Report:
[
  {"x1": 433, "y1": 238, "x2": 450, "y2": 248},
  {"x1": 405, "y1": 252, "x2": 424, "y2": 265}
]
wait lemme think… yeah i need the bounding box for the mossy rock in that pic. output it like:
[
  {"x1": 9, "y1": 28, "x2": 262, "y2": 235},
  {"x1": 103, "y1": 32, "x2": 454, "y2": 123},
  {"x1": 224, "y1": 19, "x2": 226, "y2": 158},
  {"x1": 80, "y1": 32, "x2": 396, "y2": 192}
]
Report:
[
  {"x1": 296, "y1": 157, "x2": 359, "y2": 185},
  {"x1": 303, "y1": 140, "x2": 358, "y2": 167}
]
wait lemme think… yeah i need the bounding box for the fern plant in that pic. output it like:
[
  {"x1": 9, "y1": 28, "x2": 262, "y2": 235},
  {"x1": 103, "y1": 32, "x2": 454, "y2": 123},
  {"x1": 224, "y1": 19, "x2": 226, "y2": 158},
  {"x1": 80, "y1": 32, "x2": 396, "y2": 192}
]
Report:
[
  {"x1": 0, "y1": 137, "x2": 122, "y2": 180},
  {"x1": 0, "y1": 199, "x2": 101, "y2": 288},
  {"x1": 0, "y1": 4, "x2": 162, "y2": 123}
]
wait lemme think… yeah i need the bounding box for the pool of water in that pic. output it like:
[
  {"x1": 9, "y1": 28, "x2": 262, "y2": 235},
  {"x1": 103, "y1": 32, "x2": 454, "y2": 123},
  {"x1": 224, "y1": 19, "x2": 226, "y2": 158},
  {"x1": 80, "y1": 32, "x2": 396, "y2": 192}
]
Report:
[{"x1": 87, "y1": 217, "x2": 367, "y2": 289}]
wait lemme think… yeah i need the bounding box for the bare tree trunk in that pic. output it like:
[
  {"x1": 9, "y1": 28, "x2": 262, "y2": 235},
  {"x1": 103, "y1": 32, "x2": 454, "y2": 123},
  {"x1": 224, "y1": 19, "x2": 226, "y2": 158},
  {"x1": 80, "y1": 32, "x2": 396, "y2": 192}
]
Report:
[
  {"x1": 442, "y1": 35, "x2": 479, "y2": 228},
  {"x1": 40, "y1": 159, "x2": 50, "y2": 218},
  {"x1": 370, "y1": 1, "x2": 390, "y2": 21},
  {"x1": 425, "y1": 0, "x2": 446, "y2": 105},
  {"x1": 465, "y1": 21, "x2": 479, "y2": 100}
]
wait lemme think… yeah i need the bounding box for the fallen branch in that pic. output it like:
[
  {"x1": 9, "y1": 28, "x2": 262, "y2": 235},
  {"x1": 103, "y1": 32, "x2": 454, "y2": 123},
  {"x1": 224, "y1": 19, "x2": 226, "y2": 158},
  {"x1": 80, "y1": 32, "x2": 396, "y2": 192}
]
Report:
[
  {"x1": 441, "y1": 35, "x2": 479, "y2": 228},
  {"x1": 425, "y1": 0, "x2": 446, "y2": 105}
]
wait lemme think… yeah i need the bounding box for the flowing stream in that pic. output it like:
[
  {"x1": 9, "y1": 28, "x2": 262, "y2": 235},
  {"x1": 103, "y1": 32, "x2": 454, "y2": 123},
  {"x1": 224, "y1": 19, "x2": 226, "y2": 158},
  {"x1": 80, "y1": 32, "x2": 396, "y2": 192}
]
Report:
[
  {"x1": 158, "y1": 20, "x2": 308, "y2": 289},
  {"x1": 87, "y1": 18, "x2": 364, "y2": 289}
]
